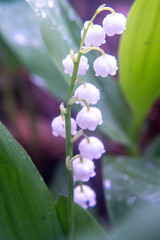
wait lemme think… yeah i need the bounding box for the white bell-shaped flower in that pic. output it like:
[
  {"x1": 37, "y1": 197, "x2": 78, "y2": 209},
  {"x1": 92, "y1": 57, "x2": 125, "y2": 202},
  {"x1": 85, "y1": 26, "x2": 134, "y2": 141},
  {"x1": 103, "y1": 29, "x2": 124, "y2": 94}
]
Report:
[
  {"x1": 81, "y1": 23, "x2": 106, "y2": 47},
  {"x1": 74, "y1": 185, "x2": 96, "y2": 209},
  {"x1": 78, "y1": 136, "x2": 105, "y2": 159},
  {"x1": 74, "y1": 83, "x2": 100, "y2": 106},
  {"x1": 51, "y1": 115, "x2": 77, "y2": 138},
  {"x1": 103, "y1": 12, "x2": 127, "y2": 36},
  {"x1": 76, "y1": 107, "x2": 103, "y2": 131},
  {"x1": 62, "y1": 54, "x2": 89, "y2": 77},
  {"x1": 73, "y1": 157, "x2": 96, "y2": 182},
  {"x1": 93, "y1": 54, "x2": 118, "y2": 77}
]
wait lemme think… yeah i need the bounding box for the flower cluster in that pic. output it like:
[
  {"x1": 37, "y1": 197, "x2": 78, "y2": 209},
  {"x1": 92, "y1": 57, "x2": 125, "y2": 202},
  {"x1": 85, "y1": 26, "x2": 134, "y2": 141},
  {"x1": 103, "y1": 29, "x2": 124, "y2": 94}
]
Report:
[{"x1": 51, "y1": 6, "x2": 126, "y2": 209}]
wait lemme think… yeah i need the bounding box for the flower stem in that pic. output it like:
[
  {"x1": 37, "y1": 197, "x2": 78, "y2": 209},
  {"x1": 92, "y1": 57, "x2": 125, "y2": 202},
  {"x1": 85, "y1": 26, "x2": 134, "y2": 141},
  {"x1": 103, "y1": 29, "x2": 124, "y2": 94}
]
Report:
[
  {"x1": 65, "y1": 105, "x2": 74, "y2": 240},
  {"x1": 65, "y1": 7, "x2": 104, "y2": 239},
  {"x1": 65, "y1": 58, "x2": 81, "y2": 239}
]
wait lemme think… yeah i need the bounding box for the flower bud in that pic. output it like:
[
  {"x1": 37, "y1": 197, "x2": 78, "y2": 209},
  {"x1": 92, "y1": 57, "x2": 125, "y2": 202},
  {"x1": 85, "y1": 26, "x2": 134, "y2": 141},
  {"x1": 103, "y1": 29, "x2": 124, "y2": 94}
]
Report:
[
  {"x1": 103, "y1": 12, "x2": 127, "y2": 36},
  {"x1": 76, "y1": 107, "x2": 103, "y2": 131},
  {"x1": 74, "y1": 185, "x2": 96, "y2": 209},
  {"x1": 73, "y1": 157, "x2": 96, "y2": 182},
  {"x1": 93, "y1": 54, "x2": 118, "y2": 77},
  {"x1": 74, "y1": 83, "x2": 100, "y2": 106},
  {"x1": 81, "y1": 23, "x2": 106, "y2": 47},
  {"x1": 78, "y1": 136, "x2": 105, "y2": 159},
  {"x1": 51, "y1": 115, "x2": 77, "y2": 138},
  {"x1": 62, "y1": 54, "x2": 89, "y2": 77}
]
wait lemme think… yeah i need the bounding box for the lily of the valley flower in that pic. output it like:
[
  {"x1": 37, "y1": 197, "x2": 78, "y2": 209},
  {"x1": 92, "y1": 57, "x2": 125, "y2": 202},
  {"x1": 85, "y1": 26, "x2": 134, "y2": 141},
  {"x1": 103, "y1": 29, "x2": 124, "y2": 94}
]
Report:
[
  {"x1": 93, "y1": 54, "x2": 118, "y2": 77},
  {"x1": 62, "y1": 54, "x2": 89, "y2": 77},
  {"x1": 81, "y1": 23, "x2": 106, "y2": 47},
  {"x1": 78, "y1": 136, "x2": 105, "y2": 159},
  {"x1": 103, "y1": 12, "x2": 127, "y2": 36},
  {"x1": 73, "y1": 157, "x2": 96, "y2": 182},
  {"x1": 74, "y1": 185, "x2": 96, "y2": 209},
  {"x1": 74, "y1": 83, "x2": 100, "y2": 106},
  {"x1": 76, "y1": 107, "x2": 103, "y2": 131},
  {"x1": 51, "y1": 115, "x2": 77, "y2": 138}
]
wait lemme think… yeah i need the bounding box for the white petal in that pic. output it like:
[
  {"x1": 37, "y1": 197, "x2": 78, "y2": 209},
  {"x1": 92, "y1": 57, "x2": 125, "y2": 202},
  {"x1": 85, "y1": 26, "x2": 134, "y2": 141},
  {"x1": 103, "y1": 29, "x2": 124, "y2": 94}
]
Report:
[
  {"x1": 77, "y1": 55, "x2": 89, "y2": 75},
  {"x1": 93, "y1": 54, "x2": 118, "y2": 78},
  {"x1": 74, "y1": 185, "x2": 96, "y2": 209},
  {"x1": 73, "y1": 157, "x2": 96, "y2": 182},
  {"x1": 71, "y1": 118, "x2": 77, "y2": 135},
  {"x1": 62, "y1": 54, "x2": 89, "y2": 77},
  {"x1": 81, "y1": 24, "x2": 106, "y2": 47},
  {"x1": 76, "y1": 107, "x2": 103, "y2": 131},
  {"x1": 74, "y1": 83, "x2": 100, "y2": 106},
  {"x1": 103, "y1": 12, "x2": 127, "y2": 37},
  {"x1": 51, "y1": 115, "x2": 77, "y2": 138},
  {"x1": 62, "y1": 55, "x2": 74, "y2": 77},
  {"x1": 51, "y1": 115, "x2": 66, "y2": 138},
  {"x1": 78, "y1": 136, "x2": 105, "y2": 159}
]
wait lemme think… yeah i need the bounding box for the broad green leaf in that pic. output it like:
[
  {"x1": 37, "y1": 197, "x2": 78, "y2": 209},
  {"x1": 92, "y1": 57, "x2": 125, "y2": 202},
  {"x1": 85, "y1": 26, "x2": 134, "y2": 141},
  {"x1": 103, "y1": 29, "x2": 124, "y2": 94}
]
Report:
[
  {"x1": 49, "y1": 160, "x2": 68, "y2": 200},
  {"x1": 28, "y1": 0, "x2": 81, "y2": 78},
  {"x1": 107, "y1": 201, "x2": 160, "y2": 240},
  {"x1": 56, "y1": 195, "x2": 108, "y2": 240},
  {"x1": 97, "y1": 76, "x2": 133, "y2": 146},
  {"x1": 119, "y1": 0, "x2": 160, "y2": 133},
  {"x1": 0, "y1": 0, "x2": 68, "y2": 99},
  {"x1": 144, "y1": 136, "x2": 160, "y2": 156},
  {"x1": 0, "y1": 122, "x2": 65, "y2": 240},
  {"x1": 103, "y1": 157, "x2": 160, "y2": 225}
]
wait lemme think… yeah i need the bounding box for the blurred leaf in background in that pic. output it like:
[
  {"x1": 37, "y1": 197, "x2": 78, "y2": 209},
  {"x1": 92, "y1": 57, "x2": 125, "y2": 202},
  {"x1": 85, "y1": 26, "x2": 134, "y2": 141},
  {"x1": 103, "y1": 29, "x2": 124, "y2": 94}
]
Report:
[
  {"x1": 107, "y1": 200, "x2": 160, "y2": 240},
  {"x1": 119, "y1": 0, "x2": 160, "y2": 141},
  {"x1": 103, "y1": 157, "x2": 160, "y2": 225}
]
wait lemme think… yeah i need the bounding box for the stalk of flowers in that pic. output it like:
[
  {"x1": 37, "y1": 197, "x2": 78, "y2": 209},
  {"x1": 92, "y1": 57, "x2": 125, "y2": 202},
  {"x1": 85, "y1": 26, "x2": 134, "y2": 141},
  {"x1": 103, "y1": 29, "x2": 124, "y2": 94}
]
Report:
[{"x1": 51, "y1": 4, "x2": 127, "y2": 239}]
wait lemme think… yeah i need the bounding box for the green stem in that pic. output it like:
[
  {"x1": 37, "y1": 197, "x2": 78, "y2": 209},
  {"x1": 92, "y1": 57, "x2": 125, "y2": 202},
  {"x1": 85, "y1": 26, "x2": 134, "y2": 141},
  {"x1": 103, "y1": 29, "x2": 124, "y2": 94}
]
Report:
[
  {"x1": 65, "y1": 105, "x2": 74, "y2": 240},
  {"x1": 81, "y1": 46, "x2": 106, "y2": 56},
  {"x1": 68, "y1": 169, "x2": 74, "y2": 240},
  {"x1": 65, "y1": 55, "x2": 82, "y2": 239},
  {"x1": 65, "y1": 7, "x2": 106, "y2": 239}
]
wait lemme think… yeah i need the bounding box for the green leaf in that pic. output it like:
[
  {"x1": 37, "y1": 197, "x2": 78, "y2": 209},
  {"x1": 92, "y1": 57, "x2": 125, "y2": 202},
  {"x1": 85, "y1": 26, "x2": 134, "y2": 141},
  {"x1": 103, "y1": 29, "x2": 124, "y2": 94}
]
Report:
[
  {"x1": 49, "y1": 160, "x2": 68, "y2": 201},
  {"x1": 102, "y1": 156, "x2": 160, "y2": 225},
  {"x1": 0, "y1": 122, "x2": 65, "y2": 240},
  {"x1": 97, "y1": 76, "x2": 133, "y2": 146},
  {"x1": 144, "y1": 136, "x2": 160, "y2": 156},
  {"x1": 28, "y1": 0, "x2": 81, "y2": 78},
  {"x1": 119, "y1": 0, "x2": 160, "y2": 133},
  {"x1": 0, "y1": 0, "x2": 69, "y2": 99},
  {"x1": 107, "y1": 201, "x2": 160, "y2": 240},
  {"x1": 56, "y1": 195, "x2": 108, "y2": 240}
]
